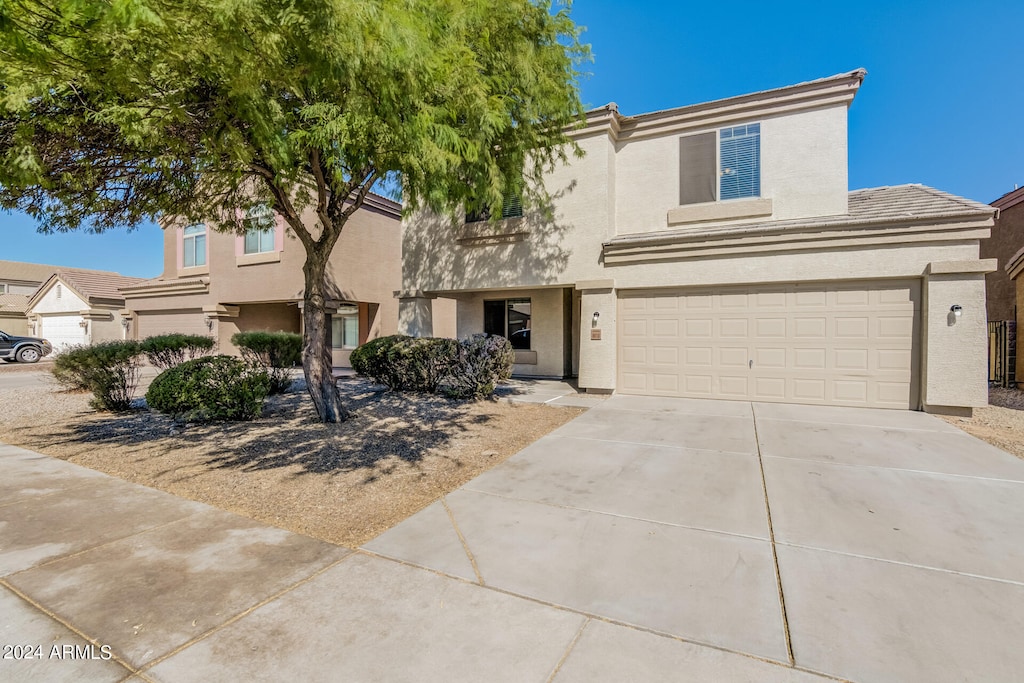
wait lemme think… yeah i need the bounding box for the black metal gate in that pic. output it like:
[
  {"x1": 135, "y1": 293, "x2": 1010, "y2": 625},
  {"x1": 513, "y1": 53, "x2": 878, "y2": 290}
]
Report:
[{"x1": 988, "y1": 321, "x2": 1016, "y2": 388}]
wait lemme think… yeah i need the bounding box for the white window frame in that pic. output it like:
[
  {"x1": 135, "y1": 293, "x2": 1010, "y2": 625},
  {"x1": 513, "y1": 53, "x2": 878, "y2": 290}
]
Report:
[
  {"x1": 718, "y1": 123, "x2": 761, "y2": 201},
  {"x1": 183, "y1": 224, "x2": 207, "y2": 267},
  {"x1": 331, "y1": 308, "x2": 360, "y2": 350},
  {"x1": 243, "y1": 206, "x2": 276, "y2": 254}
]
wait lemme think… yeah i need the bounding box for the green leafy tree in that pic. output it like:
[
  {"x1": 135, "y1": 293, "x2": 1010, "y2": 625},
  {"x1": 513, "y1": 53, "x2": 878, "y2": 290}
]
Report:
[{"x1": 0, "y1": 0, "x2": 587, "y2": 422}]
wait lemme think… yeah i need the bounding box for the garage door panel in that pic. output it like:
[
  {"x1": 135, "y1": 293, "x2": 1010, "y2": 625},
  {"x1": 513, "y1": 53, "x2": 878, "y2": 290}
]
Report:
[{"x1": 618, "y1": 280, "x2": 918, "y2": 409}]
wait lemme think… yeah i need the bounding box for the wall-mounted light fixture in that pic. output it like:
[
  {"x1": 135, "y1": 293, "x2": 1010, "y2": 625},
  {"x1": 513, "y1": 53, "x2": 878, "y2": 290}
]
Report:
[
  {"x1": 121, "y1": 317, "x2": 130, "y2": 329},
  {"x1": 205, "y1": 318, "x2": 215, "y2": 331},
  {"x1": 591, "y1": 311, "x2": 600, "y2": 327},
  {"x1": 950, "y1": 305, "x2": 963, "y2": 318}
]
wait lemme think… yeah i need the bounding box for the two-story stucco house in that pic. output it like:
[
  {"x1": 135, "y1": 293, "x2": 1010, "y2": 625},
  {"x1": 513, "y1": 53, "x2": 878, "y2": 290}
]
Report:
[
  {"x1": 122, "y1": 193, "x2": 403, "y2": 367},
  {"x1": 399, "y1": 70, "x2": 996, "y2": 414}
]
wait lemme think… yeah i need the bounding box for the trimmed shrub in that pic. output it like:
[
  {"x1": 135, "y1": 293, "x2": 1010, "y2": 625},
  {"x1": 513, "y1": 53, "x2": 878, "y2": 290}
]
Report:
[
  {"x1": 52, "y1": 341, "x2": 142, "y2": 411},
  {"x1": 350, "y1": 334, "x2": 406, "y2": 385},
  {"x1": 51, "y1": 345, "x2": 94, "y2": 391},
  {"x1": 146, "y1": 355, "x2": 271, "y2": 421},
  {"x1": 231, "y1": 331, "x2": 302, "y2": 394},
  {"x1": 385, "y1": 336, "x2": 460, "y2": 392},
  {"x1": 140, "y1": 334, "x2": 216, "y2": 370},
  {"x1": 350, "y1": 333, "x2": 512, "y2": 399},
  {"x1": 438, "y1": 334, "x2": 515, "y2": 399}
]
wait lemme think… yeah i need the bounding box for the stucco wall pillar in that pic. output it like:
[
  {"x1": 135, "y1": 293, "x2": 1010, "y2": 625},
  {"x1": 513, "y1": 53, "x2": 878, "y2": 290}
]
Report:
[
  {"x1": 397, "y1": 292, "x2": 434, "y2": 338},
  {"x1": 576, "y1": 280, "x2": 616, "y2": 392},
  {"x1": 921, "y1": 261, "x2": 995, "y2": 413}
]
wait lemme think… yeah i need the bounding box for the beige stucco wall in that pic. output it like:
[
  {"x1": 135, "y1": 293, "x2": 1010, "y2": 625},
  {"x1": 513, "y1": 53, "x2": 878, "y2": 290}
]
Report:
[
  {"x1": 449, "y1": 288, "x2": 566, "y2": 378},
  {"x1": 614, "y1": 104, "x2": 848, "y2": 235},
  {"x1": 921, "y1": 273, "x2": 989, "y2": 410},
  {"x1": 577, "y1": 287, "x2": 616, "y2": 390},
  {"x1": 0, "y1": 314, "x2": 28, "y2": 336}
]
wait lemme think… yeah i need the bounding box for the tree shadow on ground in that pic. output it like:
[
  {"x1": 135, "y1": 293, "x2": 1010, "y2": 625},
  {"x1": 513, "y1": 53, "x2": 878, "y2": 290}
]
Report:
[{"x1": 17, "y1": 378, "x2": 499, "y2": 479}]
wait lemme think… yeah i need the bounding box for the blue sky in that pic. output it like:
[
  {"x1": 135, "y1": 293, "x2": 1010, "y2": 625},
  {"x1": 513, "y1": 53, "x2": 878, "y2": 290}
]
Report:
[{"x1": 3, "y1": 0, "x2": 1022, "y2": 278}]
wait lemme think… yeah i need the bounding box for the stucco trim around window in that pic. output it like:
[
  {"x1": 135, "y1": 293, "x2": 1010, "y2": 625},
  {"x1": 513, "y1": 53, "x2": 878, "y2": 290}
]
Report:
[
  {"x1": 667, "y1": 197, "x2": 773, "y2": 226},
  {"x1": 235, "y1": 251, "x2": 282, "y2": 267},
  {"x1": 458, "y1": 216, "x2": 529, "y2": 245}
]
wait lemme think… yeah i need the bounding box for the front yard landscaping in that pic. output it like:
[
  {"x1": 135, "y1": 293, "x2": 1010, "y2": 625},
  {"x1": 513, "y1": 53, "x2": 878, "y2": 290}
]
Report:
[{"x1": 0, "y1": 374, "x2": 582, "y2": 548}]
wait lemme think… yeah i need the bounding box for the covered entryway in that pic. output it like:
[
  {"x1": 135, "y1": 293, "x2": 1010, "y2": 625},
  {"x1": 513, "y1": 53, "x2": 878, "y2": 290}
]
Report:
[
  {"x1": 38, "y1": 314, "x2": 86, "y2": 352},
  {"x1": 617, "y1": 280, "x2": 919, "y2": 409}
]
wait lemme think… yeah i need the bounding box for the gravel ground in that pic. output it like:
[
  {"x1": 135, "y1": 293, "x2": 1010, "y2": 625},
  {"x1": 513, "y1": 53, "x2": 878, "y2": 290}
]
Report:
[
  {"x1": 939, "y1": 387, "x2": 1024, "y2": 461},
  {"x1": 0, "y1": 376, "x2": 583, "y2": 548}
]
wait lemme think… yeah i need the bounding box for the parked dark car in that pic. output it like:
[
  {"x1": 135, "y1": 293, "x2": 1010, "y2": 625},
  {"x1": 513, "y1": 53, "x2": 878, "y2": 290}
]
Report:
[{"x1": 0, "y1": 330, "x2": 53, "y2": 363}]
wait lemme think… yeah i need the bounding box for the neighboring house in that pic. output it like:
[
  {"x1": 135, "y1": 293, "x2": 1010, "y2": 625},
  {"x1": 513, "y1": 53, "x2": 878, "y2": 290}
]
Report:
[
  {"x1": 121, "y1": 194, "x2": 405, "y2": 367},
  {"x1": 982, "y1": 187, "x2": 1024, "y2": 321},
  {"x1": 1002, "y1": 189, "x2": 1024, "y2": 387},
  {"x1": 0, "y1": 293, "x2": 31, "y2": 336},
  {"x1": 0, "y1": 260, "x2": 144, "y2": 339},
  {"x1": 400, "y1": 69, "x2": 996, "y2": 414},
  {"x1": 26, "y1": 270, "x2": 145, "y2": 351},
  {"x1": 982, "y1": 187, "x2": 1023, "y2": 386}
]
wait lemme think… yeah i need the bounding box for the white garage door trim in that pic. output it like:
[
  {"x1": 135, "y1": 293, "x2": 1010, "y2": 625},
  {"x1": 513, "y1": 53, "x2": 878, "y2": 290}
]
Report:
[
  {"x1": 617, "y1": 280, "x2": 920, "y2": 410},
  {"x1": 39, "y1": 314, "x2": 87, "y2": 353}
]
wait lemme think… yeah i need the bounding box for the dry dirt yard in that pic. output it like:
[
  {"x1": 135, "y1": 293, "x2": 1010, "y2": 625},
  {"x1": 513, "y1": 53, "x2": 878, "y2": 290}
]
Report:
[
  {"x1": 0, "y1": 374, "x2": 582, "y2": 548},
  {"x1": 940, "y1": 387, "x2": 1024, "y2": 460}
]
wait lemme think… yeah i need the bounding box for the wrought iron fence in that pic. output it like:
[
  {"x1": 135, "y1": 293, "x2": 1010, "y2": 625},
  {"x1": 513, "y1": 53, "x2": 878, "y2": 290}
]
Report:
[{"x1": 988, "y1": 320, "x2": 1016, "y2": 388}]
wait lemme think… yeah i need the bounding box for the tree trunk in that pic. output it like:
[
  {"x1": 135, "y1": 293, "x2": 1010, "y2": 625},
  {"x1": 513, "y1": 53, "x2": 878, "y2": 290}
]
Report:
[{"x1": 301, "y1": 247, "x2": 350, "y2": 423}]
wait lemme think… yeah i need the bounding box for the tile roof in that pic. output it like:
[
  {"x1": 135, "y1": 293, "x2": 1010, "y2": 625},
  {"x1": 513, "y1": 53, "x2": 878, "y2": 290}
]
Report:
[
  {"x1": 0, "y1": 293, "x2": 30, "y2": 314},
  {"x1": 607, "y1": 184, "x2": 995, "y2": 247},
  {"x1": 0, "y1": 259, "x2": 112, "y2": 285},
  {"x1": 56, "y1": 271, "x2": 146, "y2": 303}
]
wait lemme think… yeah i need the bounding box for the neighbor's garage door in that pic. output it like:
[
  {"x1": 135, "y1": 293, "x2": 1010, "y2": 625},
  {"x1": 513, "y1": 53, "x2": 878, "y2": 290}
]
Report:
[
  {"x1": 136, "y1": 310, "x2": 209, "y2": 339},
  {"x1": 618, "y1": 281, "x2": 919, "y2": 409},
  {"x1": 39, "y1": 314, "x2": 86, "y2": 352}
]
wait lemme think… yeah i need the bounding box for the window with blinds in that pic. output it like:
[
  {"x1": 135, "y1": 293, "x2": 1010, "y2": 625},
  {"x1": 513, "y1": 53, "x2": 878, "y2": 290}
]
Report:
[
  {"x1": 719, "y1": 123, "x2": 760, "y2": 200},
  {"x1": 465, "y1": 179, "x2": 524, "y2": 223},
  {"x1": 679, "y1": 123, "x2": 761, "y2": 205}
]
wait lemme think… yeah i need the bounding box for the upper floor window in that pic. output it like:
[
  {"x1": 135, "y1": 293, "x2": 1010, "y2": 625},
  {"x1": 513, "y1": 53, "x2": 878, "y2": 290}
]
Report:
[
  {"x1": 679, "y1": 123, "x2": 761, "y2": 205},
  {"x1": 719, "y1": 123, "x2": 760, "y2": 200},
  {"x1": 183, "y1": 224, "x2": 207, "y2": 267},
  {"x1": 466, "y1": 181, "x2": 524, "y2": 224},
  {"x1": 243, "y1": 206, "x2": 276, "y2": 254}
]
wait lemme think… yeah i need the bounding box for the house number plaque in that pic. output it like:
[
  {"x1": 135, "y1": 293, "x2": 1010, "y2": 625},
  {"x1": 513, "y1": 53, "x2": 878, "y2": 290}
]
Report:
[{"x1": 590, "y1": 329, "x2": 602, "y2": 340}]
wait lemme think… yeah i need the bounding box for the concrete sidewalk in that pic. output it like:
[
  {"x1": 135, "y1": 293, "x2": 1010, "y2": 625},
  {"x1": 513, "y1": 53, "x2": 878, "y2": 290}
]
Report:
[{"x1": 3, "y1": 395, "x2": 1024, "y2": 681}]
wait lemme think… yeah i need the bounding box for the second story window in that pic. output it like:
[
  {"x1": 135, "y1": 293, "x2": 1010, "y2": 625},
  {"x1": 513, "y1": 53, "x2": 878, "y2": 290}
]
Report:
[
  {"x1": 243, "y1": 206, "x2": 276, "y2": 254},
  {"x1": 465, "y1": 180, "x2": 524, "y2": 223},
  {"x1": 183, "y1": 224, "x2": 207, "y2": 267},
  {"x1": 719, "y1": 123, "x2": 760, "y2": 200},
  {"x1": 679, "y1": 123, "x2": 761, "y2": 205}
]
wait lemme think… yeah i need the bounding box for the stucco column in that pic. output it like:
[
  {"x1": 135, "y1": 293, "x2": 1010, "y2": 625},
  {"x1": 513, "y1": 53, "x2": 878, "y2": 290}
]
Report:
[
  {"x1": 397, "y1": 291, "x2": 435, "y2": 338},
  {"x1": 576, "y1": 280, "x2": 616, "y2": 393},
  {"x1": 921, "y1": 260, "x2": 996, "y2": 414}
]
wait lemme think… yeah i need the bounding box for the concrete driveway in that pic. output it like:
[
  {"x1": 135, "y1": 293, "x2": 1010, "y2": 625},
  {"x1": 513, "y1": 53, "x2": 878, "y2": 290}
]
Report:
[{"x1": 3, "y1": 395, "x2": 1023, "y2": 681}]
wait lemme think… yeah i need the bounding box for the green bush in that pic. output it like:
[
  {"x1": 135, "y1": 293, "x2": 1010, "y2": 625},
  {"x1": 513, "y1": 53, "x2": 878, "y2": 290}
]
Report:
[
  {"x1": 350, "y1": 334, "x2": 406, "y2": 385},
  {"x1": 230, "y1": 331, "x2": 301, "y2": 394},
  {"x1": 140, "y1": 334, "x2": 216, "y2": 369},
  {"x1": 350, "y1": 333, "x2": 512, "y2": 399},
  {"x1": 52, "y1": 341, "x2": 142, "y2": 411},
  {"x1": 51, "y1": 345, "x2": 94, "y2": 391},
  {"x1": 385, "y1": 336, "x2": 460, "y2": 392},
  {"x1": 146, "y1": 355, "x2": 271, "y2": 421},
  {"x1": 438, "y1": 334, "x2": 514, "y2": 399}
]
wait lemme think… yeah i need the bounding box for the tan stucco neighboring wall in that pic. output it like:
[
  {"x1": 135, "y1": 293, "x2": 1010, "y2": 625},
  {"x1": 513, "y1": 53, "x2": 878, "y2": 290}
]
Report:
[
  {"x1": 0, "y1": 314, "x2": 28, "y2": 336},
  {"x1": 920, "y1": 271, "x2": 990, "y2": 410},
  {"x1": 216, "y1": 303, "x2": 300, "y2": 356}
]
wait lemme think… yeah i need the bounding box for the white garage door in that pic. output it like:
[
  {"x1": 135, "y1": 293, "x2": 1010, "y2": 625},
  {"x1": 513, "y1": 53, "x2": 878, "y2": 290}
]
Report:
[
  {"x1": 136, "y1": 310, "x2": 209, "y2": 339},
  {"x1": 39, "y1": 314, "x2": 86, "y2": 352},
  {"x1": 618, "y1": 281, "x2": 919, "y2": 409}
]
